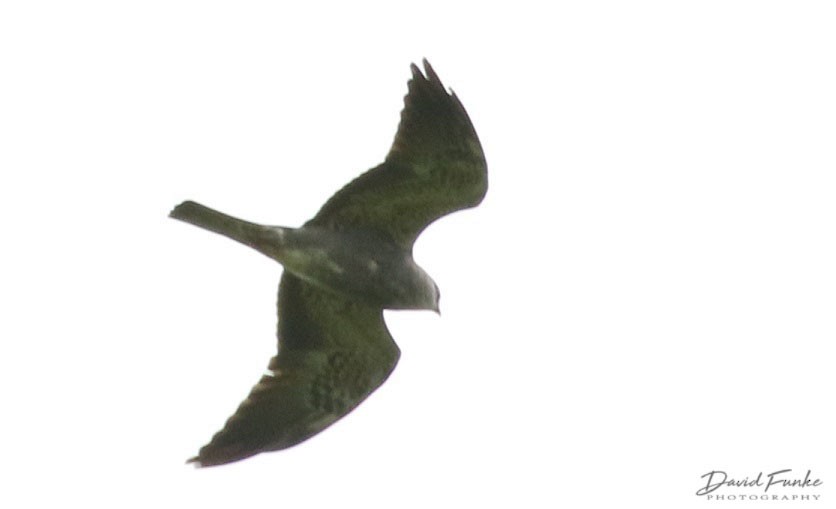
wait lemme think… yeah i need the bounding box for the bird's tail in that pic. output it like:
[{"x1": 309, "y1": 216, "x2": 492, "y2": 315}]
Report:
[{"x1": 169, "y1": 201, "x2": 287, "y2": 260}]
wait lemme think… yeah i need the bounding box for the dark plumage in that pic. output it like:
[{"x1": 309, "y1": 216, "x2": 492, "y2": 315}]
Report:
[{"x1": 170, "y1": 60, "x2": 487, "y2": 467}]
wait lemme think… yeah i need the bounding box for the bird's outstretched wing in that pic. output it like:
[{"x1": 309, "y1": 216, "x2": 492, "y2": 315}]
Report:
[
  {"x1": 190, "y1": 273, "x2": 400, "y2": 467},
  {"x1": 307, "y1": 59, "x2": 488, "y2": 248}
]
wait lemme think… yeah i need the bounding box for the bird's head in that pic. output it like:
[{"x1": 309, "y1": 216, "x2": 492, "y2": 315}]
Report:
[
  {"x1": 429, "y1": 281, "x2": 441, "y2": 315},
  {"x1": 391, "y1": 261, "x2": 440, "y2": 314}
]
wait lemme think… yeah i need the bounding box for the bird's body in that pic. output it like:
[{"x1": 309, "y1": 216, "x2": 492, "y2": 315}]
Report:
[
  {"x1": 171, "y1": 201, "x2": 439, "y2": 311},
  {"x1": 170, "y1": 60, "x2": 486, "y2": 467}
]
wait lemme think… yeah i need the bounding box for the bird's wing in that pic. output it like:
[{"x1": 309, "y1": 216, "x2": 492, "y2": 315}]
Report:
[
  {"x1": 190, "y1": 273, "x2": 400, "y2": 467},
  {"x1": 307, "y1": 59, "x2": 488, "y2": 248}
]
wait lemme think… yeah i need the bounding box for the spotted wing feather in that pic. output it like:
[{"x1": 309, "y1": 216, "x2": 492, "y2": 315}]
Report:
[
  {"x1": 308, "y1": 59, "x2": 488, "y2": 248},
  {"x1": 189, "y1": 273, "x2": 400, "y2": 467}
]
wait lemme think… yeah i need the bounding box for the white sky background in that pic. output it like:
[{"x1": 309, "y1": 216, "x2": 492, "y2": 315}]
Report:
[{"x1": 1, "y1": 1, "x2": 834, "y2": 507}]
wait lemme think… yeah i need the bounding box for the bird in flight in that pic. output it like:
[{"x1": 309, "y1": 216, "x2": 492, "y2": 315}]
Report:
[{"x1": 170, "y1": 60, "x2": 487, "y2": 467}]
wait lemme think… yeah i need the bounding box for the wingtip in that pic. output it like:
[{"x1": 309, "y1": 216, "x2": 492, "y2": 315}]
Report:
[
  {"x1": 410, "y1": 59, "x2": 437, "y2": 78},
  {"x1": 421, "y1": 58, "x2": 440, "y2": 84},
  {"x1": 407, "y1": 59, "x2": 448, "y2": 99},
  {"x1": 186, "y1": 456, "x2": 204, "y2": 468}
]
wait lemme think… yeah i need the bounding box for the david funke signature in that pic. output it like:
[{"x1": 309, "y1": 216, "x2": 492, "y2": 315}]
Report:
[{"x1": 697, "y1": 469, "x2": 822, "y2": 496}]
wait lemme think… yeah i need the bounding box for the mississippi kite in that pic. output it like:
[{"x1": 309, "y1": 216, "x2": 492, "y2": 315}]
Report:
[{"x1": 170, "y1": 60, "x2": 487, "y2": 467}]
